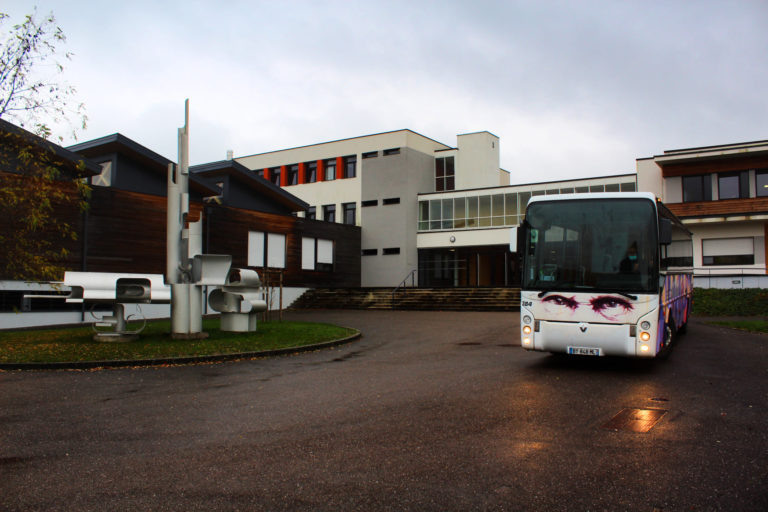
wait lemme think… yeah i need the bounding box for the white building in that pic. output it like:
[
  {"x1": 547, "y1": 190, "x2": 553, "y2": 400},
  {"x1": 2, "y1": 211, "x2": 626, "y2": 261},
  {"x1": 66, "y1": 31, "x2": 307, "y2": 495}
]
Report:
[
  {"x1": 236, "y1": 129, "x2": 635, "y2": 288},
  {"x1": 637, "y1": 139, "x2": 768, "y2": 288}
]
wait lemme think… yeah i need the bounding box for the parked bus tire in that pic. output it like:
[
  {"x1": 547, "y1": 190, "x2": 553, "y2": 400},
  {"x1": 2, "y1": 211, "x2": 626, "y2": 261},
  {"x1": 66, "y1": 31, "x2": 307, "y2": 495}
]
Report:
[{"x1": 657, "y1": 322, "x2": 675, "y2": 359}]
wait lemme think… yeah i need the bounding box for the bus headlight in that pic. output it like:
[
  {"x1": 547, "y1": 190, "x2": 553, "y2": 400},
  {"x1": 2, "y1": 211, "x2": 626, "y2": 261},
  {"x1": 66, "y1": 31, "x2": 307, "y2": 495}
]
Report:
[
  {"x1": 523, "y1": 315, "x2": 532, "y2": 324},
  {"x1": 640, "y1": 331, "x2": 651, "y2": 342},
  {"x1": 523, "y1": 325, "x2": 532, "y2": 335},
  {"x1": 640, "y1": 321, "x2": 651, "y2": 330},
  {"x1": 640, "y1": 345, "x2": 650, "y2": 353},
  {"x1": 523, "y1": 337, "x2": 532, "y2": 346}
]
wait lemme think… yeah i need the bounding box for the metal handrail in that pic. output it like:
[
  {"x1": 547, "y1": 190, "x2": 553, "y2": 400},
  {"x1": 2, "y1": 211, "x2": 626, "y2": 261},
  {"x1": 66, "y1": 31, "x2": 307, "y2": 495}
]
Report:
[{"x1": 392, "y1": 268, "x2": 418, "y2": 305}]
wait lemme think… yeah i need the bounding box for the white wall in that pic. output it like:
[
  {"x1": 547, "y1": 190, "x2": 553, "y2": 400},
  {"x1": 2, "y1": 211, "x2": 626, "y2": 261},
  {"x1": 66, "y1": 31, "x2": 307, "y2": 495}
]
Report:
[
  {"x1": 360, "y1": 147, "x2": 434, "y2": 286},
  {"x1": 455, "y1": 132, "x2": 500, "y2": 190},
  {"x1": 687, "y1": 221, "x2": 766, "y2": 273},
  {"x1": 636, "y1": 158, "x2": 663, "y2": 198},
  {"x1": 417, "y1": 227, "x2": 510, "y2": 249}
]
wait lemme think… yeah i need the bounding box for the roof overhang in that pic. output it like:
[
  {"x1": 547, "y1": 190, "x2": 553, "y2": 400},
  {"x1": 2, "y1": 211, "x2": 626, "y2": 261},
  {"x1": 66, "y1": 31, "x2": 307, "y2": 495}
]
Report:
[
  {"x1": 190, "y1": 160, "x2": 309, "y2": 211},
  {"x1": 0, "y1": 118, "x2": 101, "y2": 177}
]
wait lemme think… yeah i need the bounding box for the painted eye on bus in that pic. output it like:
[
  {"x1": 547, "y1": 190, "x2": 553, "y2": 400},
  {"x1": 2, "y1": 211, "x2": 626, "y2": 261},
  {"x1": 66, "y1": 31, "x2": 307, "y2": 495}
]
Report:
[
  {"x1": 541, "y1": 294, "x2": 579, "y2": 311},
  {"x1": 589, "y1": 296, "x2": 633, "y2": 320}
]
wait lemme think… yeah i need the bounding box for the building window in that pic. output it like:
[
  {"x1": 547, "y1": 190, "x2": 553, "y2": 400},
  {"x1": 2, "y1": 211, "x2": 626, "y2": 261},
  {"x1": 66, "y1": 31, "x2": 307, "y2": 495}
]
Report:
[
  {"x1": 301, "y1": 237, "x2": 316, "y2": 270},
  {"x1": 324, "y1": 159, "x2": 336, "y2": 181},
  {"x1": 718, "y1": 171, "x2": 748, "y2": 200},
  {"x1": 302, "y1": 237, "x2": 334, "y2": 271},
  {"x1": 702, "y1": 237, "x2": 754, "y2": 266},
  {"x1": 383, "y1": 148, "x2": 400, "y2": 156},
  {"x1": 255, "y1": 169, "x2": 265, "y2": 179},
  {"x1": 589, "y1": 185, "x2": 604, "y2": 193},
  {"x1": 435, "y1": 156, "x2": 455, "y2": 192},
  {"x1": 306, "y1": 206, "x2": 316, "y2": 220},
  {"x1": 269, "y1": 167, "x2": 281, "y2": 186},
  {"x1": 382, "y1": 197, "x2": 400, "y2": 205},
  {"x1": 92, "y1": 161, "x2": 112, "y2": 187},
  {"x1": 661, "y1": 240, "x2": 694, "y2": 269},
  {"x1": 682, "y1": 175, "x2": 711, "y2": 202},
  {"x1": 604, "y1": 183, "x2": 620, "y2": 192},
  {"x1": 382, "y1": 247, "x2": 400, "y2": 255},
  {"x1": 305, "y1": 161, "x2": 317, "y2": 183},
  {"x1": 343, "y1": 155, "x2": 356, "y2": 178},
  {"x1": 361, "y1": 249, "x2": 377, "y2": 256},
  {"x1": 342, "y1": 202, "x2": 356, "y2": 225},
  {"x1": 620, "y1": 182, "x2": 636, "y2": 192},
  {"x1": 247, "y1": 231, "x2": 265, "y2": 266},
  {"x1": 757, "y1": 169, "x2": 768, "y2": 197},
  {"x1": 362, "y1": 151, "x2": 378, "y2": 159},
  {"x1": 287, "y1": 164, "x2": 299, "y2": 185},
  {"x1": 317, "y1": 239, "x2": 334, "y2": 272},
  {"x1": 361, "y1": 200, "x2": 378, "y2": 207},
  {"x1": 323, "y1": 204, "x2": 336, "y2": 222},
  {"x1": 267, "y1": 233, "x2": 286, "y2": 268}
]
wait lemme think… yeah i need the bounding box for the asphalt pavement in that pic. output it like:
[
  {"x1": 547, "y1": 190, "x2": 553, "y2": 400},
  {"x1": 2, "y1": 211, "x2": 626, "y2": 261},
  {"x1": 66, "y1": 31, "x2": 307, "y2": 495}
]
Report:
[{"x1": 1, "y1": 310, "x2": 766, "y2": 511}]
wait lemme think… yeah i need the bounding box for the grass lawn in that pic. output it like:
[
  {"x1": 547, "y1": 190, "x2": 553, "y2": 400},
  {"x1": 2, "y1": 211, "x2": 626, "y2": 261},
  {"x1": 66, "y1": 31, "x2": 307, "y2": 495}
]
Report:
[
  {"x1": 0, "y1": 318, "x2": 357, "y2": 364},
  {"x1": 708, "y1": 320, "x2": 768, "y2": 334}
]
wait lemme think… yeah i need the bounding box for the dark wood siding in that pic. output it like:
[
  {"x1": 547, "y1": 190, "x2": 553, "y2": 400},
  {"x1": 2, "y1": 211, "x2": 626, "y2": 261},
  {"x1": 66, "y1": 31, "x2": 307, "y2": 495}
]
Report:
[
  {"x1": 205, "y1": 204, "x2": 360, "y2": 287},
  {"x1": 660, "y1": 154, "x2": 768, "y2": 177},
  {"x1": 5, "y1": 186, "x2": 360, "y2": 286},
  {"x1": 666, "y1": 196, "x2": 768, "y2": 218}
]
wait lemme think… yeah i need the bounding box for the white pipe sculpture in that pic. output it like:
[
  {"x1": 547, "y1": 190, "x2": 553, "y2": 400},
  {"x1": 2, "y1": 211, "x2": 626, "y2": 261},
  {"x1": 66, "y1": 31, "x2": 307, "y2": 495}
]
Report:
[
  {"x1": 166, "y1": 100, "x2": 233, "y2": 339},
  {"x1": 209, "y1": 268, "x2": 268, "y2": 332}
]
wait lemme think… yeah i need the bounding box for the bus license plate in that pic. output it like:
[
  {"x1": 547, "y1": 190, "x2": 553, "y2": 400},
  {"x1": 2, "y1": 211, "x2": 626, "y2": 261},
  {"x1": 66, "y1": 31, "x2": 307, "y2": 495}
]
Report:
[{"x1": 567, "y1": 346, "x2": 602, "y2": 356}]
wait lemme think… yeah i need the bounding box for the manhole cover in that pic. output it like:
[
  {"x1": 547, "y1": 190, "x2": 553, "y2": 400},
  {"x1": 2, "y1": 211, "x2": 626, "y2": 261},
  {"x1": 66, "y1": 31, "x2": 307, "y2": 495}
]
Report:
[{"x1": 602, "y1": 408, "x2": 667, "y2": 433}]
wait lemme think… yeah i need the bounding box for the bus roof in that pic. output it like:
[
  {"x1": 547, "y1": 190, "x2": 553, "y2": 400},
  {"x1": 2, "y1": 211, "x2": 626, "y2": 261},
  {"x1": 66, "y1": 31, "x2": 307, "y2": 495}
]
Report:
[{"x1": 527, "y1": 191, "x2": 658, "y2": 206}]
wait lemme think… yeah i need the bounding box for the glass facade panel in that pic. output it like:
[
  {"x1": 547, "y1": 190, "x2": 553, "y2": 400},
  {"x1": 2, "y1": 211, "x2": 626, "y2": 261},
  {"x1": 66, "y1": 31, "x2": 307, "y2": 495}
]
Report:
[
  {"x1": 518, "y1": 192, "x2": 531, "y2": 215},
  {"x1": 419, "y1": 200, "x2": 429, "y2": 230},
  {"x1": 758, "y1": 170, "x2": 768, "y2": 197},
  {"x1": 454, "y1": 197, "x2": 466, "y2": 228},
  {"x1": 466, "y1": 196, "x2": 478, "y2": 227},
  {"x1": 620, "y1": 182, "x2": 636, "y2": 192},
  {"x1": 442, "y1": 199, "x2": 453, "y2": 229},
  {"x1": 429, "y1": 200, "x2": 441, "y2": 230},
  {"x1": 479, "y1": 196, "x2": 491, "y2": 218}
]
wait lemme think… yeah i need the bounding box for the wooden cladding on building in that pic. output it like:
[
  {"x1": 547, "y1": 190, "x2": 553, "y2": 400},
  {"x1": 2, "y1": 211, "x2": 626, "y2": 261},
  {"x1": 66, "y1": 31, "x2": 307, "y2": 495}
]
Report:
[
  {"x1": 204, "y1": 203, "x2": 360, "y2": 288},
  {"x1": 4, "y1": 186, "x2": 360, "y2": 287},
  {"x1": 666, "y1": 196, "x2": 768, "y2": 218},
  {"x1": 659, "y1": 154, "x2": 768, "y2": 177}
]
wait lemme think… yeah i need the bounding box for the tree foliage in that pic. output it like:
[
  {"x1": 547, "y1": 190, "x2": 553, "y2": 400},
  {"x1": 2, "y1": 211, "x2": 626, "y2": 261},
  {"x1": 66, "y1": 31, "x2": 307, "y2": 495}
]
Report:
[
  {"x1": 0, "y1": 10, "x2": 90, "y2": 282},
  {"x1": 0, "y1": 9, "x2": 87, "y2": 140}
]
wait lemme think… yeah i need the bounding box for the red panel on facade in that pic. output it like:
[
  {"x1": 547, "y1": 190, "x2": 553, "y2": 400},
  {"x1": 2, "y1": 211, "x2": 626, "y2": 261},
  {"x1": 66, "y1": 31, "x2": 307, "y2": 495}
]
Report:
[
  {"x1": 336, "y1": 157, "x2": 344, "y2": 179},
  {"x1": 280, "y1": 165, "x2": 287, "y2": 187},
  {"x1": 298, "y1": 162, "x2": 306, "y2": 185},
  {"x1": 263, "y1": 167, "x2": 270, "y2": 182},
  {"x1": 317, "y1": 159, "x2": 325, "y2": 182}
]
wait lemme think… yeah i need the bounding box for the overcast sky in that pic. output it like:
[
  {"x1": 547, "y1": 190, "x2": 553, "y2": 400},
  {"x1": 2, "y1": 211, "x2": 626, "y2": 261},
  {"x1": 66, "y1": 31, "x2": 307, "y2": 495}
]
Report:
[{"x1": 4, "y1": 0, "x2": 768, "y2": 183}]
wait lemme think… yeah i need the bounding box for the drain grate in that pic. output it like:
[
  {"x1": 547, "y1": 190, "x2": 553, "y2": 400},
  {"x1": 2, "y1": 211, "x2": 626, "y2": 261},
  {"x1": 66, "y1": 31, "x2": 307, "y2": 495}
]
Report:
[{"x1": 602, "y1": 408, "x2": 667, "y2": 432}]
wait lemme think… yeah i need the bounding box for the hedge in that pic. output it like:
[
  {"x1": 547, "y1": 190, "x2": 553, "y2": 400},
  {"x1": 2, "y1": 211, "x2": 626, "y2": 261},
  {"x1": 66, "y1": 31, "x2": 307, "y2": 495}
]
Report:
[{"x1": 692, "y1": 288, "x2": 768, "y2": 317}]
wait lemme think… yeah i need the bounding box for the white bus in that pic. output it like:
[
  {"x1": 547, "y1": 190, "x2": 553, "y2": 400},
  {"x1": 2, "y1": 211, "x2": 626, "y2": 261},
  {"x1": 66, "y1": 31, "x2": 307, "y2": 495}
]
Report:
[{"x1": 511, "y1": 192, "x2": 693, "y2": 358}]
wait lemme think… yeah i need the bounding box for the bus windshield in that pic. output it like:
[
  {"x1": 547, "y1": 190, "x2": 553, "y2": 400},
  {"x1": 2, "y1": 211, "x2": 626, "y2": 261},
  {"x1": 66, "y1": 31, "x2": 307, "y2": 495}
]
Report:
[{"x1": 522, "y1": 198, "x2": 658, "y2": 294}]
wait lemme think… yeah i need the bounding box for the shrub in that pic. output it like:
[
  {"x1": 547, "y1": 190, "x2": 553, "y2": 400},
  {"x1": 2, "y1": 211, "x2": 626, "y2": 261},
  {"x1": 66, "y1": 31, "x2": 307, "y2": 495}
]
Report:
[{"x1": 693, "y1": 288, "x2": 768, "y2": 317}]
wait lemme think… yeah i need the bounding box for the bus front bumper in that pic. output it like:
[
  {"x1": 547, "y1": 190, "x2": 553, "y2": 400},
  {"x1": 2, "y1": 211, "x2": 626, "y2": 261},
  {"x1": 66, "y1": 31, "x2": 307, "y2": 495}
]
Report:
[{"x1": 523, "y1": 320, "x2": 654, "y2": 357}]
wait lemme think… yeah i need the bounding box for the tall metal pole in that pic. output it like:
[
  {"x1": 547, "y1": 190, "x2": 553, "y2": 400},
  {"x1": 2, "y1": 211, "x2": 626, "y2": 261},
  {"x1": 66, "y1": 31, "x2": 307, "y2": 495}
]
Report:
[{"x1": 167, "y1": 100, "x2": 206, "y2": 339}]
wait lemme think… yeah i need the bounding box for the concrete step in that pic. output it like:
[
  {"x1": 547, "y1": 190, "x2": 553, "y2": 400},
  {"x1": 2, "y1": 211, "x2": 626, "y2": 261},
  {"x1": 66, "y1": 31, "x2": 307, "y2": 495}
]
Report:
[{"x1": 291, "y1": 287, "x2": 521, "y2": 311}]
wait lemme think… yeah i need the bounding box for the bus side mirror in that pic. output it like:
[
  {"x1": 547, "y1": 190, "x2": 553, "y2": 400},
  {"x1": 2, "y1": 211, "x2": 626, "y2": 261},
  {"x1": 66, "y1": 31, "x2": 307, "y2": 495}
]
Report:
[
  {"x1": 509, "y1": 227, "x2": 518, "y2": 252},
  {"x1": 659, "y1": 218, "x2": 672, "y2": 245}
]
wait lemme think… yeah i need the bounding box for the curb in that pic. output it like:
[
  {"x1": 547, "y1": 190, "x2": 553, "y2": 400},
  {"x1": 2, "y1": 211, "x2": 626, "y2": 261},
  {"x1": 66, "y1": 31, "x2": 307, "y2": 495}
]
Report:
[{"x1": 0, "y1": 330, "x2": 361, "y2": 371}]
